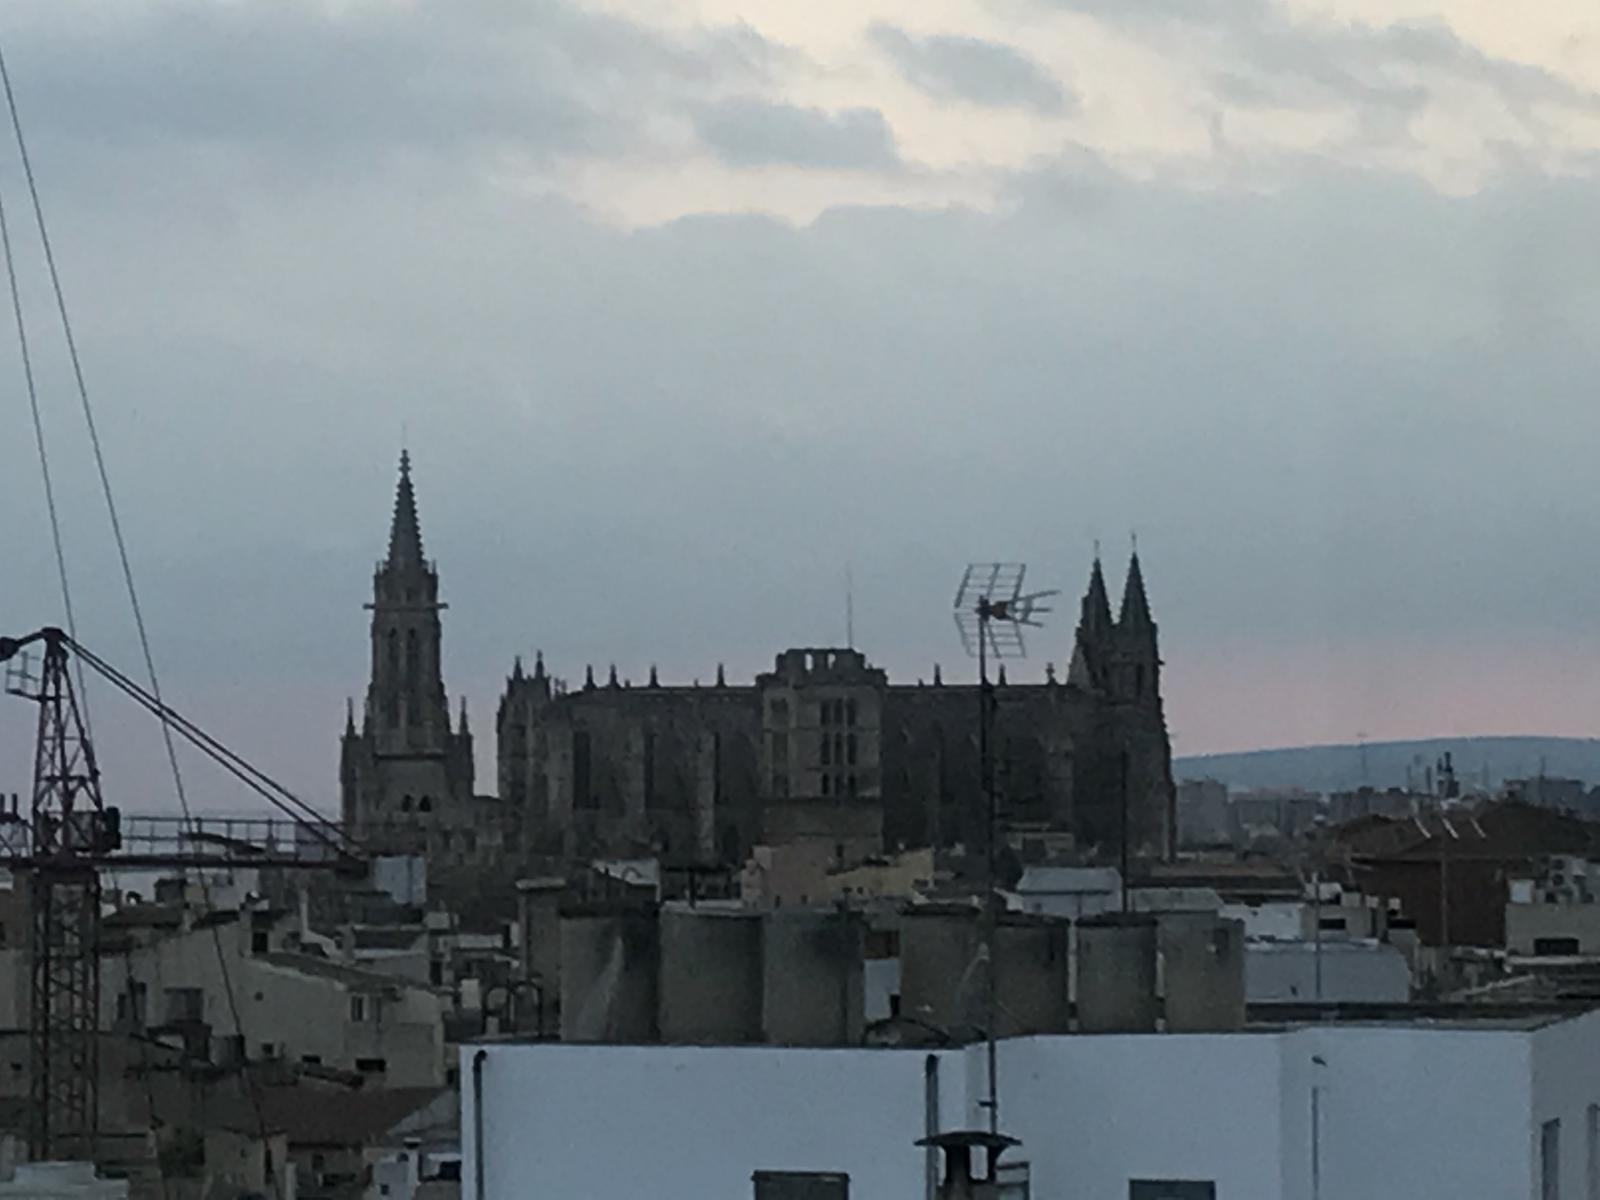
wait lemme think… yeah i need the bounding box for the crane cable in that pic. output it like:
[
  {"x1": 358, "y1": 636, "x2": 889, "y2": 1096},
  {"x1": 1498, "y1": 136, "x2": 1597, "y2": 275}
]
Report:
[{"x1": 0, "y1": 40, "x2": 280, "y2": 1197}]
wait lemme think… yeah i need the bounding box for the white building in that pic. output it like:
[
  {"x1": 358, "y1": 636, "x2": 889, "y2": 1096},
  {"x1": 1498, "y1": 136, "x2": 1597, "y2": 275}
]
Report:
[
  {"x1": 464, "y1": 1008, "x2": 1600, "y2": 1199},
  {"x1": 102, "y1": 906, "x2": 446, "y2": 1086}
]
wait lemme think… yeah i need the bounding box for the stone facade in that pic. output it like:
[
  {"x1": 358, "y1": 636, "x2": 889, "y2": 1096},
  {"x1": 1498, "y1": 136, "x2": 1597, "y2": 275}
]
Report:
[
  {"x1": 340, "y1": 454, "x2": 500, "y2": 883},
  {"x1": 341, "y1": 457, "x2": 1175, "y2": 884},
  {"x1": 497, "y1": 556, "x2": 1174, "y2": 868}
]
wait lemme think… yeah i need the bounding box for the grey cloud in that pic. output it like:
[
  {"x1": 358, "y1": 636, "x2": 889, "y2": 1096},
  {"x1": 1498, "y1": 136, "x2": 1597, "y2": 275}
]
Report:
[
  {"x1": 5, "y1": 0, "x2": 795, "y2": 169},
  {"x1": 868, "y1": 24, "x2": 1073, "y2": 114},
  {"x1": 1041, "y1": 0, "x2": 1598, "y2": 144},
  {"x1": 695, "y1": 100, "x2": 900, "y2": 169},
  {"x1": 10, "y1": 3, "x2": 1600, "y2": 801}
]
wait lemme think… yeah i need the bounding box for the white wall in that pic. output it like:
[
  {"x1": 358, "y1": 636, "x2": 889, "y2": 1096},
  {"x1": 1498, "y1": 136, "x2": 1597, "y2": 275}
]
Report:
[
  {"x1": 1223, "y1": 901, "x2": 1308, "y2": 940},
  {"x1": 995, "y1": 1035, "x2": 1286, "y2": 1199},
  {"x1": 464, "y1": 1044, "x2": 945, "y2": 1200},
  {"x1": 467, "y1": 1018, "x2": 1600, "y2": 1200},
  {"x1": 1531, "y1": 1009, "x2": 1600, "y2": 1200}
]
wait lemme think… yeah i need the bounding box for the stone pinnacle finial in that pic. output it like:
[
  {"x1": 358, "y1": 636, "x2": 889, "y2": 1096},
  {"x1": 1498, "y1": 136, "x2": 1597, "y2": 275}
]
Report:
[
  {"x1": 716, "y1": 662, "x2": 726, "y2": 688},
  {"x1": 649, "y1": 665, "x2": 659, "y2": 687},
  {"x1": 386, "y1": 450, "x2": 425, "y2": 568},
  {"x1": 933, "y1": 663, "x2": 943, "y2": 686},
  {"x1": 584, "y1": 664, "x2": 596, "y2": 690},
  {"x1": 534, "y1": 650, "x2": 546, "y2": 680},
  {"x1": 608, "y1": 663, "x2": 619, "y2": 688}
]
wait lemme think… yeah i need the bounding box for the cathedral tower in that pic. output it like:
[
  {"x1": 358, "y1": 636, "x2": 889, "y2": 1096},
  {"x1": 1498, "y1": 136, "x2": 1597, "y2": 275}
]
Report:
[{"x1": 341, "y1": 453, "x2": 475, "y2": 856}]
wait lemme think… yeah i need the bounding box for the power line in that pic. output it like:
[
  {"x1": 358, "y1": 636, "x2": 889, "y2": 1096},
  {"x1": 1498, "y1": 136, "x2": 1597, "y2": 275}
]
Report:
[{"x1": 0, "y1": 39, "x2": 281, "y2": 1194}]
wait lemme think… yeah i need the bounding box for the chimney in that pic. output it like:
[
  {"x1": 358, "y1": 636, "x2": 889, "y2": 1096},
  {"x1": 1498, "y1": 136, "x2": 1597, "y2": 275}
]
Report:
[{"x1": 917, "y1": 1132, "x2": 1020, "y2": 1200}]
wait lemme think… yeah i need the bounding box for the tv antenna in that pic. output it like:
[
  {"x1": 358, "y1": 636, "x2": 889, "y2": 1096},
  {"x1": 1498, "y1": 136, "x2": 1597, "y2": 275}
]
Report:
[{"x1": 951, "y1": 563, "x2": 1056, "y2": 1138}]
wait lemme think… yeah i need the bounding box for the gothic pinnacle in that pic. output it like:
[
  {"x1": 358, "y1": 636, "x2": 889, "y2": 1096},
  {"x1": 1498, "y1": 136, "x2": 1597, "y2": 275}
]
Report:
[
  {"x1": 386, "y1": 449, "x2": 425, "y2": 568},
  {"x1": 585, "y1": 664, "x2": 596, "y2": 690},
  {"x1": 608, "y1": 663, "x2": 619, "y2": 688},
  {"x1": 716, "y1": 663, "x2": 726, "y2": 688},
  {"x1": 649, "y1": 665, "x2": 659, "y2": 688}
]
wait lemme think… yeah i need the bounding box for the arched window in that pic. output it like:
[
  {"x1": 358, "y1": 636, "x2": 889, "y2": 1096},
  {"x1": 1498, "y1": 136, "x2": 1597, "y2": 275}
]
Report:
[
  {"x1": 419, "y1": 796, "x2": 433, "y2": 813},
  {"x1": 401, "y1": 796, "x2": 413, "y2": 813},
  {"x1": 405, "y1": 630, "x2": 420, "y2": 684},
  {"x1": 822, "y1": 774, "x2": 832, "y2": 796},
  {"x1": 386, "y1": 629, "x2": 399, "y2": 674}
]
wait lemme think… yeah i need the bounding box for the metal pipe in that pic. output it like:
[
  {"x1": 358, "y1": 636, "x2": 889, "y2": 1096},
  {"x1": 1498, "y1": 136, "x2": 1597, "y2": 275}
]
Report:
[{"x1": 472, "y1": 1048, "x2": 488, "y2": 1200}]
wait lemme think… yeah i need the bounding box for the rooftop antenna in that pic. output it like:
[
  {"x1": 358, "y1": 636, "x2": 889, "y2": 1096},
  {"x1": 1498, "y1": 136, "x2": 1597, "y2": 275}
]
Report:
[
  {"x1": 845, "y1": 564, "x2": 855, "y2": 650},
  {"x1": 952, "y1": 562, "x2": 1056, "y2": 1138}
]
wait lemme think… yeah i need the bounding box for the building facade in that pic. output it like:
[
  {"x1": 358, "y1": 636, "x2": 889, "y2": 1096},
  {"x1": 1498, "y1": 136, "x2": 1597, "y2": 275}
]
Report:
[
  {"x1": 496, "y1": 556, "x2": 1174, "y2": 869},
  {"x1": 340, "y1": 454, "x2": 501, "y2": 883},
  {"x1": 339, "y1": 457, "x2": 1175, "y2": 880}
]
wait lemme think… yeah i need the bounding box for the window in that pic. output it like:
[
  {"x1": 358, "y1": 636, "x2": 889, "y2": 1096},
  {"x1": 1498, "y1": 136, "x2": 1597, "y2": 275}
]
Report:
[
  {"x1": 405, "y1": 629, "x2": 420, "y2": 682},
  {"x1": 644, "y1": 732, "x2": 657, "y2": 807},
  {"x1": 251, "y1": 930, "x2": 269, "y2": 954},
  {"x1": 1536, "y1": 937, "x2": 1581, "y2": 956},
  {"x1": 573, "y1": 731, "x2": 594, "y2": 808},
  {"x1": 821, "y1": 774, "x2": 831, "y2": 796},
  {"x1": 355, "y1": 1057, "x2": 388, "y2": 1075},
  {"x1": 419, "y1": 796, "x2": 433, "y2": 813},
  {"x1": 821, "y1": 736, "x2": 832, "y2": 766},
  {"x1": 386, "y1": 630, "x2": 399, "y2": 675},
  {"x1": 846, "y1": 775, "x2": 857, "y2": 798},
  {"x1": 1544, "y1": 1119, "x2": 1562, "y2": 1200},
  {"x1": 753, "y1": 1170, "x2": 849, "y2": 1199},
  {"x1": 165, "y1": 987, "x2": 203, "y2": 1024},
  {"x1": 1129, "y1": 1184, "x2": 1216, "y2": 1200},
  {"x1": 350, "y1": 995, "x2": 368, "y2": 1023},
  {"x1": 846, "y1": 699, "x2": 857, "y2": 726},
  {"x1": 401, "y1": 795, "x2": 413, "y2": 812},
  {"x1": 301, "y1": 1055, "x2": 322, "y2": 1066},
  {"x1": 846, "y1": 734, "x2": 857, "y2": 765}
]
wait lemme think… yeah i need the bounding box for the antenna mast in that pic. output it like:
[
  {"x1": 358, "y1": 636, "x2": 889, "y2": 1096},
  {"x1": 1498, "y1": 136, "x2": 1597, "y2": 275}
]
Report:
[{"x1": 952, "y1": 563, "x2": 1057, "y2": 1137}]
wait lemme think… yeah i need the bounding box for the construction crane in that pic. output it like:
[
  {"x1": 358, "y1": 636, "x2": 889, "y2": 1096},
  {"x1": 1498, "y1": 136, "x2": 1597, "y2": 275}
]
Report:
[{"x1": 0, "y1": 626, "x2": 365, "y2": 1164}]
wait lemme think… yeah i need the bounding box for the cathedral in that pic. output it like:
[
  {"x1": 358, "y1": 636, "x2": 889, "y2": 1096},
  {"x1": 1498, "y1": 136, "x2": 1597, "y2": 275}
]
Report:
[{"x1": 342, "y1": 456, "x2": 1176, "y2": 884}]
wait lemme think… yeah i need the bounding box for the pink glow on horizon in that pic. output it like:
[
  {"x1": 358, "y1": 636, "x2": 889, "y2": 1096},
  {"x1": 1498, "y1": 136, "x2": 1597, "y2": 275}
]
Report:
[{"x1": 1166, "y1": 633, "x2": 1600, "y2": 757}]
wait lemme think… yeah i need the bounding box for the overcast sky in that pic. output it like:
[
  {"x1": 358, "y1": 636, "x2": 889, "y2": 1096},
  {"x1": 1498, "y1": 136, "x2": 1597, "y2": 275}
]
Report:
[{"x1": 4, "y1": 0, "x2": 1600, "y2": 813}]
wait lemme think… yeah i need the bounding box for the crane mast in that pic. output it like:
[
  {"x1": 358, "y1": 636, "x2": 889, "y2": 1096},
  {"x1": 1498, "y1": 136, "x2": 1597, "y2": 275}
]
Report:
[{"x1": 1, "y1": 626, "x2": 364, "y2": 1165}]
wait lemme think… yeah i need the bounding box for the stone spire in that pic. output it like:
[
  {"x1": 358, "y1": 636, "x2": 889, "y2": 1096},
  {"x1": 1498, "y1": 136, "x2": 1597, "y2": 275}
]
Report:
[
  {"x1": 511, "y1": 655, "x2": 524, "y2": 683},
  {"x1": 1082, "y1": 554, "x2": 1113, "y2": 635},
  {"x1": 386, "y1": 450, "x2": 424, "y2": 568},
  {"x1": 458, "y1": 697, "x2": 469, "y2": 734},
  {"x1": 533, "y1": 650, "x2": 546, "y2": 680},
  {"x1": 1119, "y1": 551, "x2": 1154, "y2": 631},
  {"x1": 345, "y1": 697, "x2": 355, "y2": 736}
]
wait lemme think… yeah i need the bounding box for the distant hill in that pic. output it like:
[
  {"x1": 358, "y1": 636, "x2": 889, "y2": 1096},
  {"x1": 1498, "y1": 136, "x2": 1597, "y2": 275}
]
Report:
[{"x1": 1174, "y1": 736, "x2": 1600, "y2": 794}]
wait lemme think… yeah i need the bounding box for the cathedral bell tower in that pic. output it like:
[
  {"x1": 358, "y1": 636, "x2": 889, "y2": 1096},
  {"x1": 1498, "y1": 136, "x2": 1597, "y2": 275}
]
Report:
[{"x1": 341, "y1": 452, "x2": 474, "y2": 853}]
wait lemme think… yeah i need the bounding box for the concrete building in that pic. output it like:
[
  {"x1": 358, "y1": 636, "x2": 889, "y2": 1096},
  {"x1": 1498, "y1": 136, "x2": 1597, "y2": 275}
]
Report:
[
  {"x1": 1507, "y1": 857, "x2": 1600, "y2": 956},
  {"x1": 497, "y1": 555, "x2": 1174, "y2": 868},
  {"x1": 101, "y1": 905, "x2": 446, "y2": 1087},
  {"x1": 1176, "y1": 778, "x2": 1229, "y2": 847},
  {"x1": 464, "y1": 1007, "x2": 1600, "y2": 1199},
  {"x1": 1245, "y1": 940, "x2": 1412, "y2": 1003}
]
